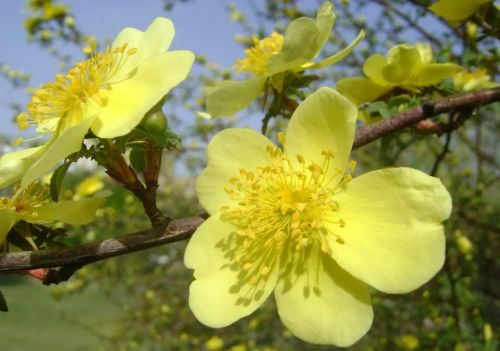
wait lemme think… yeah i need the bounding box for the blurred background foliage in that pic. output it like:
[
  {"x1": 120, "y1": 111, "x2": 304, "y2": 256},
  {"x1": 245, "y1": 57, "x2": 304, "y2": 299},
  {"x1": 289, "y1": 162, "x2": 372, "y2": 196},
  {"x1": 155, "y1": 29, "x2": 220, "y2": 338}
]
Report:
[{"x1": 0, "y1": 0, "x2": 499, "y2": 350}]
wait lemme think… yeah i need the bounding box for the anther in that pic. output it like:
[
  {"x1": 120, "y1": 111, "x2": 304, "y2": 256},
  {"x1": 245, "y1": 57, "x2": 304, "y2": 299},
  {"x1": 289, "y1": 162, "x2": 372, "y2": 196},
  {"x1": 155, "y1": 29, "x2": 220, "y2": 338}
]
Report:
[
  {"x1": 277, "y1": 132, "x2": 286, "y2": 145},
  {"x1": 127, "y1": 48, "x2": 138, "y2": 55}
]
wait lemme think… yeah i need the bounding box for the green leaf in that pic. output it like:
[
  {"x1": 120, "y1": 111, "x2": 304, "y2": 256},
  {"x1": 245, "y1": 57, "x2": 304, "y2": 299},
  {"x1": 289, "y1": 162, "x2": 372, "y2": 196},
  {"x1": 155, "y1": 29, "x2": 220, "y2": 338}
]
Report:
[
  {"x1": 49, "y1": 161, "x2": 72, "y2": 201},
  {"x1": 388, "y1": 95, "x2": 411, "y2": 108},
  {"x1": 365, "y1": 101, "x2": 391, "y2": 119}
]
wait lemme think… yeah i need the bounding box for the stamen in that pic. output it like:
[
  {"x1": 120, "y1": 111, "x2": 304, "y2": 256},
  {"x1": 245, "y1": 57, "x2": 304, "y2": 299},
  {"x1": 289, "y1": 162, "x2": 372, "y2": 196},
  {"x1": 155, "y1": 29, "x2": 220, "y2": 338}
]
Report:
[
  {"x1": 219, "y1": 145, "x2": 356, "y2": 290},
  {"x1": 234, "y1": 32, "x2": 284, "y2": 76},
  {"x1": 21, "y1": 43, "x2": 138, "y2": 133},
  {"x1": 1, "y1": 182, "x2": 50, "y2": 220}
]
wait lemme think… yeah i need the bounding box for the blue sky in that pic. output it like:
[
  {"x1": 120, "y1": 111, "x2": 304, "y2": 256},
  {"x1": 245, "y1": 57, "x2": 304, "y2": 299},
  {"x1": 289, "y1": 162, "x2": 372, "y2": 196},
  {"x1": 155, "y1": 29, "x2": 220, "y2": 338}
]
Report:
[{"x1": 0, "y1": 0, "x2": 249, "y2": 137}]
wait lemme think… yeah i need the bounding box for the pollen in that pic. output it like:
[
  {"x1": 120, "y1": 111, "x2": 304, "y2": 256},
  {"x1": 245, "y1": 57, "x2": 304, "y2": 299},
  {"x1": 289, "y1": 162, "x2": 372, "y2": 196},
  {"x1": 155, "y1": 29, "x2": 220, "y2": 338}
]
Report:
[
  {"x1": 220, "y1": 144, "x2": 354, "y2": 292},
  {"x1": 234, "y1": 32, "x2": 284, "y2": 76},
  {"x1": 22, "y1": 44, "x2": 138, "y2": 133}
]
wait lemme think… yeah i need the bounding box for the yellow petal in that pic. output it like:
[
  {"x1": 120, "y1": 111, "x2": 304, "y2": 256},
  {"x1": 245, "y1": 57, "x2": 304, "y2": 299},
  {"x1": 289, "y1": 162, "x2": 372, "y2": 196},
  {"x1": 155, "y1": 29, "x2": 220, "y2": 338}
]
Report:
[
  {"x1": 336, "y1": 77, "x2": 391, "y2": 105},
  {"x1": 30, "y1": 197, "x2": 106, "y2": 225},
  {"x1": 112, "y1": 27, "x2": 144, "y2": 52},
  {"x1": 0, "y1": 146, "x2": 44, "y2": 189},
  {"x1": 416, "y1": 43, "x2": 433, "y2": 64},
  {"x1": 185, "y1": 213, "x2": 279, "y2": 327},
  {"x1": 362, "y1": 53, "x2": 389, "y2": 85},
  {"x1": 429, "y1": 0, "x2": 490, "y2": 22},
  {"x1": 205, "y1": 77, "x2": 266, "y2": 117},
  {"x1": 329, "y1": 168, "x2": 452, "y2": 293},
  {"x1": 22, "y1": 116, "x2": 95, "y2": 186},
  {"x1": 383, "y1": 44, "x2": 422, "y2": 83},
  {"x1": 275, "y1": 244, "x2": 373, "y2": 346},
  {"x1": 414, "y1": 63, "x2": 463, "y2": 86},
  {"x1": 267, "y1": 2, "x2": 335, "y2": 75},
  {"x1": 92, "y1": 50, "x2": 194, "y2": 138},
  {"x1": 137, "y1": 17, "x2": 175, "y2": 60},
  {"x1": 111, "y1": 17, "x2": 175, "y2": 79},
  {"x1": 0, "y1": 210, "x2": 20, "y2": 244},
  {"x1": 285, "y1": 87, "x2": 356, "y2": 181},
  {"x1": 303, "y1": 30, "x2": 365, "y2": 70},
  {"x1": 196, "y1": 128, "x2": 273, "y2": 215}
]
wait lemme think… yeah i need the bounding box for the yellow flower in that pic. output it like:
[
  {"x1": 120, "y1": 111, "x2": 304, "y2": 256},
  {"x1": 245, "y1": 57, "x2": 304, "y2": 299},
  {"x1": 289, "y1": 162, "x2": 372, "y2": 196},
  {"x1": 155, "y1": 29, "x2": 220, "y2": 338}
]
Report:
[
  {"x1": 185, "y1": 88, "x2": 451, "y2": 346},
  {"x1": 396, "y1": 334, "x2": 420, "y2": 350},
  {"x1": 483, "y1": 323, "x2": 493, "y2": 342},
  {"x1": 429, "y1": 0, "x2": 492, "y2": 23},
  {"x1": 204, "y1": 1, "x2": 365, "y2": 117},
  {"x1": 205, "y1": 336, "x2": 224, "y2": 350},
  {"x1": 0, "y1": 17, "x2": 194, "y2": 189},
  {"x1": 229, "y1": 344, "x2": 247, "y2": 351},
  {"x1": 453, "y1": 69, "x2": 498, "y2": 91},
  {"x1": 74, "y1": 175, "x2": 104, "y2": 198},
  {"x1": 0, "y1": 182, "x2": 105, "y2": 244},
  {"x1": 454, "y1": 230, "x2": 473, "y2": 255},
  {"x1": 337, "y1": 43, "x2": 462, "y2": 110}
]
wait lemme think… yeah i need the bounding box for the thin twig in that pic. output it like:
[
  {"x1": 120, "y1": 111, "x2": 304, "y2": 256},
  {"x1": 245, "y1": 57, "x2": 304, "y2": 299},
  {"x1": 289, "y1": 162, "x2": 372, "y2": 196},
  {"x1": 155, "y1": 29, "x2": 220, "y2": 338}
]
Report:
[
  {"x1": 444, "y1": 256, "x2": 461, "y2": 332},
  {"x1": 371, "y1": 0, "x2": 442, "y2": 47},
  {"x1": 430, "y1": 113, "x2": 454, "y2": 176},
  {"x1": 457, "y1": 210, "x2": 500, "y2": 234}
]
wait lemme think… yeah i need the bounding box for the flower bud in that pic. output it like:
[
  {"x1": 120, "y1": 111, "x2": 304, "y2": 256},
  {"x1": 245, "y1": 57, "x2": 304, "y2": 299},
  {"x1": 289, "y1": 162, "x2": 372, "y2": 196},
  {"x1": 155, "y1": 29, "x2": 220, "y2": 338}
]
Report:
[{"x1": 143, "y1": 110, "x2": 168, "y2": 135}]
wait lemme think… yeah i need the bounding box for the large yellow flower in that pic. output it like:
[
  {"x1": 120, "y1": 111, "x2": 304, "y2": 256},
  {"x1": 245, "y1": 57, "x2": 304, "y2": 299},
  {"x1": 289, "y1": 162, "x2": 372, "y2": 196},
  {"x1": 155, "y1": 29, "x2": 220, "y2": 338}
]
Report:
[
  {"x1": 204, "y1": 1, "x2": 365, "y2": 117},
  {"x1": 429, "y1": 0, "x2": 492, "y2": 23},
  {"x1": 0, "y1": 182, "x2": 105, "y2": 244},
  {"x1": 337, "y1": 43, "x2": 462, "y2": 107},
  {"x1": 0, "y1": 17, "x2": 194, "y2": 188},
  {"x1": 185, "y1": 87, "x2": 451, "y2": 346}
]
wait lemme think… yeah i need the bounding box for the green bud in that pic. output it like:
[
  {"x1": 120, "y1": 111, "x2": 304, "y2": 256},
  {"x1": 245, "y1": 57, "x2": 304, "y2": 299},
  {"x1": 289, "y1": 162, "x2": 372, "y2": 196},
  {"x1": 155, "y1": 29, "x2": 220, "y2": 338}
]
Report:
[
  {"x1": 143, "y1": 110, "x2": 168, "y2": 135},
  {"x1": 129, "y1": 148, "x2": 146, "y2": 172}
]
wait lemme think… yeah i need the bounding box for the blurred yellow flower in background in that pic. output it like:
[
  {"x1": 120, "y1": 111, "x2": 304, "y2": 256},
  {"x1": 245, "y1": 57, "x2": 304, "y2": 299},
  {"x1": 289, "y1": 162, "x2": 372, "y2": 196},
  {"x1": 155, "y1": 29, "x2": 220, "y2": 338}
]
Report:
[
  {"x1": 204, "y1": 1, "x2": 364, "y2": 117},
  {"x1": 337, "y1": 43, "x2": 462, "y2": 109},
  {"x1": 0, "y1": 182, "x2": 105, "y2": 244},
  {"x1": 429, "y1": 0, "x2": 492, "y2": 23}
]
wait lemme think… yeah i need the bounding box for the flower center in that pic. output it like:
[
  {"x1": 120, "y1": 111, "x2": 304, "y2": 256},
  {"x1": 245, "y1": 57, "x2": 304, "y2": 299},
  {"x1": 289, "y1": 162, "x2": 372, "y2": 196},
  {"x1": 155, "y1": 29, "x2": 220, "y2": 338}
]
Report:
[
  {"x1": 219, "y1": 136, "x2": 355, "y2": 302},
  {"x1": 234, "y1": 32, "x2": 284, "y2": 76},
  {"x1": 0, "y1": 182, "x2": 49, "y2": 219},
  {"x1": 20, "y1": 44, "x2": 138, "y2": 133}
]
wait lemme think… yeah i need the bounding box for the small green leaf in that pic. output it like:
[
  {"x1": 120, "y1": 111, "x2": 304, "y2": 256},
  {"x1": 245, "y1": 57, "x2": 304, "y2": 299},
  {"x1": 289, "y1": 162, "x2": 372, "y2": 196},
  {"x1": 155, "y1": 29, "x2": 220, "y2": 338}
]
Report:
[
  {"x1": 389, "y1": 95, "x2": 411, "y2": 108},
  {"x1": 49, "y1": 161, "x2": 71, "y2": 201},
  {"x1": 366, "y1": 101, "x2": 391, "y2": 119}
]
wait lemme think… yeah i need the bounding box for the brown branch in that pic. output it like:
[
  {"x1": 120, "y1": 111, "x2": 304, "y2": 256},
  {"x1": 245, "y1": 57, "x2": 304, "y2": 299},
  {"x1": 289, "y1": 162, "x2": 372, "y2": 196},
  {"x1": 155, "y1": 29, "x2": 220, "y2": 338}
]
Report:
[
  {"x1": 353, "y1": 88, "x2": 500, "y2": 149},
  {"x1": 0, "y1": 215, "x2": 206, "y2": 273},
  {"x1": 0, "y1": 89, "x2": 499, "y2": 275}
]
